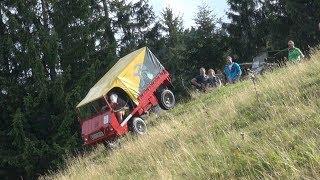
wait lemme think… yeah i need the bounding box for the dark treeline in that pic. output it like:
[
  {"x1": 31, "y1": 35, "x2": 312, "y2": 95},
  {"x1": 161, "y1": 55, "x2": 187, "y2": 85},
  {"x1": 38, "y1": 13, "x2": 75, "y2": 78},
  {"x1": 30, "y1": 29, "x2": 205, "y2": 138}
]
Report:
[{"x1": 0, "y1": 0, "x2": 319, "y2": 179}]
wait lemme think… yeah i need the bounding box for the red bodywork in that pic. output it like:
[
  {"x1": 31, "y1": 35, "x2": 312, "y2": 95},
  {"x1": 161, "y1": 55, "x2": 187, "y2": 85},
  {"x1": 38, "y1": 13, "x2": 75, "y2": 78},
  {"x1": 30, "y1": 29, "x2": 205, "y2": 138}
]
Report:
[{"x1": 80, "y1": 70, "x2": 171, "y2": 145}]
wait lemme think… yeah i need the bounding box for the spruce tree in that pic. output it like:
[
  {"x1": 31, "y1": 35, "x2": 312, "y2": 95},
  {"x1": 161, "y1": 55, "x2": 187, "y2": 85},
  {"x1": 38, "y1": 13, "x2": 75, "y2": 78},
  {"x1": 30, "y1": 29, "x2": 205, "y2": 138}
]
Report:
[
  {"x1": 188, "y1": 4, "x2": 225, "y2": 69},
  {"x1": 160, "y1": 8, "x2": 185, "y2": 73},
  {"x1": 224, "y1": 0, "x2": 262, "y2": 62}
]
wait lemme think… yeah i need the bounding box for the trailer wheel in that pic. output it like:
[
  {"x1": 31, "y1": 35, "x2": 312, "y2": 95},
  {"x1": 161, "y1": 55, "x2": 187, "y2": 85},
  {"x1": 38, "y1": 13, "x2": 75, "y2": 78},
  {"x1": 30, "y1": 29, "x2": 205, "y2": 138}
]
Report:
[
  {"x1": 158, "y1": 89, "x2": 175, "y2": 110},
  {"x1": 131, "y1": 117, "x2": 147, "y2": 135}
]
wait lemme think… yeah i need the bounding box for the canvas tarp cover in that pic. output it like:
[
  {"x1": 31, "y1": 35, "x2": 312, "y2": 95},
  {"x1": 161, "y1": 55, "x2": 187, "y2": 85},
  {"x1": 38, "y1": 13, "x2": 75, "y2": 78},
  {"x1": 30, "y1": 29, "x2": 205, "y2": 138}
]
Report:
[{"x1": 77, "y1": 47, "x2": 164, "y2": 108}]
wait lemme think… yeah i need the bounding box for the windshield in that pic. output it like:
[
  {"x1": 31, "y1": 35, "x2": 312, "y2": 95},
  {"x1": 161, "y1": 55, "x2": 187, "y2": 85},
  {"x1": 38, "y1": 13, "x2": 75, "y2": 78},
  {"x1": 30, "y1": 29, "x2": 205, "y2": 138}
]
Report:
[{"x1": 78, "y1": 98, "x2": 109, "y2": 120}]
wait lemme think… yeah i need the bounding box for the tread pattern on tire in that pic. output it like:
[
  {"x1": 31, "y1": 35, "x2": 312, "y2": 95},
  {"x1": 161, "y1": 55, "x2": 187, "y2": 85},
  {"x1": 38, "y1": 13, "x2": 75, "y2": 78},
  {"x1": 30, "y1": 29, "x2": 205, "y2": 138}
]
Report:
[
  {"x1": 131, "y1": 117, "x2": 146, "y2": 135},
  {"x1": 158, "y1": 89, "x2": 175, "y2": 110}
]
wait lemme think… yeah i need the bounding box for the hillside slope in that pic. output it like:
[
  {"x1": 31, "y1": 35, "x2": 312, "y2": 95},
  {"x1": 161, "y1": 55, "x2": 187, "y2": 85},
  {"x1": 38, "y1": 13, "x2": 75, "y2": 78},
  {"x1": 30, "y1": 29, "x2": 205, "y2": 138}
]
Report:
[{"x1": 45, "y1": 49, "x2": 320, "y2": 179}]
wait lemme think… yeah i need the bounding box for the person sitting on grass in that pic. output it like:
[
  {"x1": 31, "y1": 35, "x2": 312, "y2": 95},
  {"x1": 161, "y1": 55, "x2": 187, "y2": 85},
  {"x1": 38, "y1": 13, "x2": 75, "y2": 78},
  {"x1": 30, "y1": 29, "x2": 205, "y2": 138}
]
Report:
[
  {"x1": 224, "y1": 56, "x2": 242, "y2": 84},
  {"x1": 191, "y1": 67, "x2": 208, "y2": 91},
  {"x1": 206, "y1": 69, "x2": 222, "y2": 89}
]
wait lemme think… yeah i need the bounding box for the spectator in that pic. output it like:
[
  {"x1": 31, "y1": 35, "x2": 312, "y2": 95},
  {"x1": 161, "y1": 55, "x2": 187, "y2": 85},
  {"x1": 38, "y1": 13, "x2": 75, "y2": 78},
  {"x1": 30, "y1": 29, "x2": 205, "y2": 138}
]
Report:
[
  {"x1": 288, "y1": 40, "x2": 305, "y2": 62},
  {"x1": 191, "y1": 67, "x2": 208, "y2": 91},
  {"x1": 224, "y1": 56, "x2": 242, "y2": 84},
  {"x1": 206, "y1": 69, "x2": 222, "y2": 88}
]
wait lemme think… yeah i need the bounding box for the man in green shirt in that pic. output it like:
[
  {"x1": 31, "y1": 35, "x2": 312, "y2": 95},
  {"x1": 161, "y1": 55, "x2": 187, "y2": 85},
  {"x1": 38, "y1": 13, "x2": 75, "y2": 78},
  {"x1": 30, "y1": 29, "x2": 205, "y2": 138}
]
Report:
[{"x1": 288, "y1": 40, "x2": 305, "y2": 62}]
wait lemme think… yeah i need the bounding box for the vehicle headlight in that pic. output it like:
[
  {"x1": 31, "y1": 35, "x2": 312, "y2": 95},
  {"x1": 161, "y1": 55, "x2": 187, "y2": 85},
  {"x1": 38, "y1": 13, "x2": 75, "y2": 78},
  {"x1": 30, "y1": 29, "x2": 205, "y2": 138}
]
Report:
[{"x1": 103, "y1": 115, "x2": 109, "y2": 124}]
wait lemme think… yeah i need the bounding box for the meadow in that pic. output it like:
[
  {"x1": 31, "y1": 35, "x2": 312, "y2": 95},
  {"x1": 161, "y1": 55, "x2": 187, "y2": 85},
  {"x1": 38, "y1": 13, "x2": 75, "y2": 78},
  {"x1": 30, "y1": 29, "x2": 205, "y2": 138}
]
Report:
[{"x1": 44, "y1": 48, "x2": 320, "y2": 179}]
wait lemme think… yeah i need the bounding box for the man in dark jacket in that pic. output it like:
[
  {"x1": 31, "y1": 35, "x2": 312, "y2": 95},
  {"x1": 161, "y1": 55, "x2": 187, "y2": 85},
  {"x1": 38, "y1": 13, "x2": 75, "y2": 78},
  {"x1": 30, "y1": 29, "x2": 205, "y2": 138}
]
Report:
[{"x1": 191, "y1": 67, "x2": 208, "y2": 91}]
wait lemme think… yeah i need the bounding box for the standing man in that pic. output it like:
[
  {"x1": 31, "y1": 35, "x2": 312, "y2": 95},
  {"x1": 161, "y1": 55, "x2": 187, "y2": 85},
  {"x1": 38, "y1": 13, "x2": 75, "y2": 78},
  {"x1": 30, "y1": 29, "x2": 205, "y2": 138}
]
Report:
[
  {"x1": 288, "y1": 40, "x2": 305, "y2": 62},
  {"x1": 224, "y1": 56, "x2": 242, "y2": 84},
  {"x1": 191, "y1": 67, "x2": 208, "y2": 91}
]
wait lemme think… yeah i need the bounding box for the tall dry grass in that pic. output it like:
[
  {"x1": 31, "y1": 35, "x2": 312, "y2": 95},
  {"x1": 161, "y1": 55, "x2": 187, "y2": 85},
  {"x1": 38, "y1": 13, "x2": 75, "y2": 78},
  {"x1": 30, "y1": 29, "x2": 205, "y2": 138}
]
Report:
[{"x1": 43, "y1": 48, "x2": 320, "y2": 180}]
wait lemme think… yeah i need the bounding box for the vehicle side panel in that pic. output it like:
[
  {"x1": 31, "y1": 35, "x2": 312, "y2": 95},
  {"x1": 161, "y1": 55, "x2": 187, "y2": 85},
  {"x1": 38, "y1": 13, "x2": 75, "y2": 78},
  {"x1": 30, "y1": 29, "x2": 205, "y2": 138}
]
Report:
[{"x1": 134, "y1": 70, "x2": 171, "y2": 116}]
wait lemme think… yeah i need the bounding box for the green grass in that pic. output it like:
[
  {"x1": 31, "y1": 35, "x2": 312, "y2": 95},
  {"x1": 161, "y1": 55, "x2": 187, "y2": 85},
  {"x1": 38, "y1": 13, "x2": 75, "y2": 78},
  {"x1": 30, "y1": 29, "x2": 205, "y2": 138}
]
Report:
[{"x1": 44, "y1": 48, "x2": 320, "y2": 180}]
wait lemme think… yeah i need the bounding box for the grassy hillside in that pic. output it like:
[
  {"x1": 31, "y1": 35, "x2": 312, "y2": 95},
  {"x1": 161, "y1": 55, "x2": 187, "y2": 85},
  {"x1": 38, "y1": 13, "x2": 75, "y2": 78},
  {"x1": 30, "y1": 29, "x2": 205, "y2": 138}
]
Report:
[{"x1": 44, "y1": 48, "x2": 320, "y2": 179}]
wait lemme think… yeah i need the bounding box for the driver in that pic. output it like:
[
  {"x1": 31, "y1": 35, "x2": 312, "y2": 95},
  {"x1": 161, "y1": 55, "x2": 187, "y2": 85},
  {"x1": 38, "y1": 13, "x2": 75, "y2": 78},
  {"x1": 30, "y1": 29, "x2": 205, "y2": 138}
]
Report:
[{"x1": 109, "y1": 93, "x2": 128, "y2": 123}]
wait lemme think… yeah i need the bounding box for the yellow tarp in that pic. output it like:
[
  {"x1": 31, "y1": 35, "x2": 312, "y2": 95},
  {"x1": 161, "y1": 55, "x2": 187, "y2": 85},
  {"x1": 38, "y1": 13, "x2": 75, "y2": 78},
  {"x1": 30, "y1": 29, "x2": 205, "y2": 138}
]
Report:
[{"x1": 76, "y1": 47, "x2": 146, "y2": 108}]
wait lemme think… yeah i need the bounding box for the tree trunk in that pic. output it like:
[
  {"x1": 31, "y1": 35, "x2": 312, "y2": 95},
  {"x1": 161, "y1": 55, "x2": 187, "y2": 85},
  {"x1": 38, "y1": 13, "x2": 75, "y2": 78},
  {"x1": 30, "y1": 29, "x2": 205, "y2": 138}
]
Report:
[
  {"x1": 41, "y1": 0, "x2": 56, "y2": 80},
  {"x1": 102, "y1": 0, "x2": 116, "y2": 54}
]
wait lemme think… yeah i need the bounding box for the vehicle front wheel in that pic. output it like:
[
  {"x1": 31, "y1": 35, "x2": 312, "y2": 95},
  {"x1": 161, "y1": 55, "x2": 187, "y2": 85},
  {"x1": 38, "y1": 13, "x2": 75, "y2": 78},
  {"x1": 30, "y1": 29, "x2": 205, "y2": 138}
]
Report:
[
  {"x1": 131, "y1": 117, "x2": 147, "y2": 135},
  {"x1": 158, "y1": 89, "x2": 175, "y2": 110},
  {"x1": 103, "y1": 138, "x2": 121, "y2": 150}
]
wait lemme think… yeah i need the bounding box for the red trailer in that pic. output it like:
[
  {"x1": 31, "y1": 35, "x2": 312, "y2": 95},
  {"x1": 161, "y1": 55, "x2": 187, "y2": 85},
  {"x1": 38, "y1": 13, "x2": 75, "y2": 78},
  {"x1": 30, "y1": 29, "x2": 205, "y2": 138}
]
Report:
[{"x1": 76, "y1": 47, "x2": 175, "y2": 147}]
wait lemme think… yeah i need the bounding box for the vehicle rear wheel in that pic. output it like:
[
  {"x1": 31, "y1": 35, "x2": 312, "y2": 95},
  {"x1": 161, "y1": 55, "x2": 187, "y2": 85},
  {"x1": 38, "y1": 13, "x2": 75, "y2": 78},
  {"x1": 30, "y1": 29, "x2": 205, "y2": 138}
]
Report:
[
  {"x1": 158, "y1": 89, "x2": 175, "y2": 110},
  {"x1": 131, "y1": 117, "x2": 147, "y2": 135}
]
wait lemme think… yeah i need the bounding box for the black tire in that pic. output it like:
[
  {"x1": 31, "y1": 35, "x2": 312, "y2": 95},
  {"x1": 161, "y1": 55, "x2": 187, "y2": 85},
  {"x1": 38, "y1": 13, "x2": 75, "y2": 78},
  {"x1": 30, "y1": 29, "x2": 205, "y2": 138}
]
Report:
[
  {"x1": 158, "y1": 89, "x2": 175, "y2": 110},
  {"x1": 131, "y1": 117, "x2": 147, "y2": 135}
]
